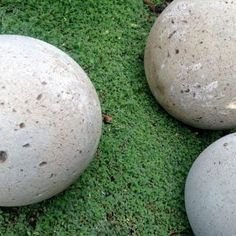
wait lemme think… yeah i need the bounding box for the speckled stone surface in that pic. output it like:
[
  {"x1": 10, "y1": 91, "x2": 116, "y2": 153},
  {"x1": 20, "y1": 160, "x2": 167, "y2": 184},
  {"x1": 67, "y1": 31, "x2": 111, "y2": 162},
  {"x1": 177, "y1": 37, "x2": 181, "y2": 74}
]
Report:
[
  {"x1": 0, "y1": 35, "x2": 102, "y2": 206},
  {"x1": 145, "y1": 0, "x2": 236, "y2": 130},
  {"x1": 185, "y1": 133, "x2": 236, "y2": 236}
]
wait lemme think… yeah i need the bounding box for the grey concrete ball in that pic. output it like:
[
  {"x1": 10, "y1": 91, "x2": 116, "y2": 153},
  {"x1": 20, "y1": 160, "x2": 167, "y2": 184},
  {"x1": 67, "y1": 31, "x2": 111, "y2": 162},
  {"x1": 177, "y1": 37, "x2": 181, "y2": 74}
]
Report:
[
  {"x1": 0, "y1": 35, "x2": 102, "y2": 206},
  {"x1": 144, "y1": 0, "x2": 236, "y2": 130},
  {"x1": 185, "y1": 133, "x2": 236, "y2": 236}
]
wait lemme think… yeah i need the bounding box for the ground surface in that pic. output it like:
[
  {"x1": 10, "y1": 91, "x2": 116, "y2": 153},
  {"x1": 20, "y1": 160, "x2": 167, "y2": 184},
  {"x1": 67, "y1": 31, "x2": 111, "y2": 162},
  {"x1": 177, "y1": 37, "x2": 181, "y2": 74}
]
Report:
[{"x1": 0, "y1": 1, "x2": 230, "y2": 235}]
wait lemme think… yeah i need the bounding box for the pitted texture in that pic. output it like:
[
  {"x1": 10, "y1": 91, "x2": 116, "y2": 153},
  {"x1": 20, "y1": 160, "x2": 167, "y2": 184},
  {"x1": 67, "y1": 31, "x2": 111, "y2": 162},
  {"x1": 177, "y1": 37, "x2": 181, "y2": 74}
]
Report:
[
  {"x1": 145, "y1": 0, "x2": 236, "y2": 129},
  {"x1": 185, "y1": 133, "x2": 236, "y2": 236},
  {"x1": 0, "y1": 35, "x2": 102, "y2": 206}
]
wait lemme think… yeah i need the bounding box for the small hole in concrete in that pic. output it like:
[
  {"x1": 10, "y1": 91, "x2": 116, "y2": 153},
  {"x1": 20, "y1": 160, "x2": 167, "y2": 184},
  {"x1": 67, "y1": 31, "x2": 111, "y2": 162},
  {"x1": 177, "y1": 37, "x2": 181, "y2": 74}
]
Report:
[
  {"x1": 49, "y1": 173, "x2": 54, "y2": 178},
  {"x1": 0, "y1": 151, "x2": 7, "y2": 163},
  {"x1": 39, "y1": 161, "x2": 47, "y2": 167},
  {"x1": 22, "y1": 143, "x2": 30, "y2": 148},
  {"x1": 19, "y1": 123, "x2": 25, "y2": 128},
  {"x1": 36, "y1": 94, "x2": 43, "y2": 100}
]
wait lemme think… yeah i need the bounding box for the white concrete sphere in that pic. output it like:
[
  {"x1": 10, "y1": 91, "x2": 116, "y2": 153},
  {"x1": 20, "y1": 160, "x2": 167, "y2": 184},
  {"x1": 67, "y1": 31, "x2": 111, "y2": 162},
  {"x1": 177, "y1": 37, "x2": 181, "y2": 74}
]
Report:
[
  {"x1": 0, "y1": 35, "x2": 102, "y2": 206},
  {"x1": 145, "y1": 0, "x2": 236, "y2": 130},
  {"x1": 185, "y1": 133, "x2": 236, "y2": 236}
]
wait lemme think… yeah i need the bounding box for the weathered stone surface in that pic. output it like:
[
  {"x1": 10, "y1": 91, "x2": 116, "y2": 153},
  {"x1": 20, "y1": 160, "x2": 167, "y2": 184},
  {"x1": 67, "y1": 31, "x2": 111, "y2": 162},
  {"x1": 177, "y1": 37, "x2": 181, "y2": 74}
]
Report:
[
  {"x1": 0, "y1": 35, "x2": 102, "y2": 206},
  {"x1": 145, "y1": 0, "x2": 236, "y2": 130},
  {"x1": 185, "y1": 133, "x2": 236, "y2": 236}
]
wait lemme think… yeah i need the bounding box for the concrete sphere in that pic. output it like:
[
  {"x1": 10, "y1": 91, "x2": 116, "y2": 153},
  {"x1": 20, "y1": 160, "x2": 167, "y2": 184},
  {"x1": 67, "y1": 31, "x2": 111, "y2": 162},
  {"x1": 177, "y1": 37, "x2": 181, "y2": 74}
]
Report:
[
  {"x1": 145, "y1": 0, "x2": 236, "y2": 130},
  {"x1": 0, "y1": 35, "x2": 102, "y2": 206},
  {"x1": 185, "y1": 133, "x2": 236, "y2": 236}
]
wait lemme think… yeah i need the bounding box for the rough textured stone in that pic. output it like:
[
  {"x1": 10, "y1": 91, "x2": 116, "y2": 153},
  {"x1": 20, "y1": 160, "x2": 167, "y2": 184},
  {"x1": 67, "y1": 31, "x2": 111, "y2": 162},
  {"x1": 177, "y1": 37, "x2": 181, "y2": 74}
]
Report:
[
  {"x1": 185, "y1": 133, "x2": 236, "y2": 236},
  {"x1": 0, "y1": 35, "x2": 102, "y2": 206},
  {"x1": 145, "y1": 0, "x2": 236, "y2": 130}
]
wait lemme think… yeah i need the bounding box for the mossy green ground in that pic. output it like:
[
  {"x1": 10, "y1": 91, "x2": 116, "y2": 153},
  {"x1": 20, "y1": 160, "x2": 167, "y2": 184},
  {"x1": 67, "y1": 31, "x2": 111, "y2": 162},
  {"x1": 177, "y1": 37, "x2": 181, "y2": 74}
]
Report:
[{"x1": 0, "y1": 1, "x2": 231, "y2": 235}]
